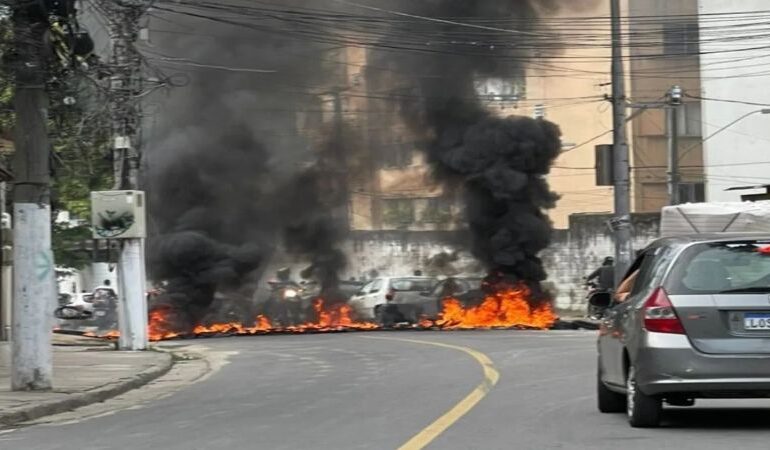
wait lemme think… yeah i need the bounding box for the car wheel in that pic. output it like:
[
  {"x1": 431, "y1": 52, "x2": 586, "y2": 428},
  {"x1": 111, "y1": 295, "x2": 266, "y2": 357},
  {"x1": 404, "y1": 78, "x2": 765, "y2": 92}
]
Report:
[
  {"x1": 597, "y1": 364, "x2": 626, "y2": 413},
  {"x1": 626, "y1": 365, "x2": 662, "y2": 428},
  {"x1": 375, "y1": 306, "x2": 393, "y2": 328}
]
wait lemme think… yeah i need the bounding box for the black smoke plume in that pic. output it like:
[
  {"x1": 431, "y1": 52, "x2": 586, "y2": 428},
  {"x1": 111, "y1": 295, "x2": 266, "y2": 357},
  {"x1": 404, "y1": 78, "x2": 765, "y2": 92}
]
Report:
[
  {"x1": 367, "y1": 0, "x2": 565, "y2": 299},
  {"x1": 143, "y1": 1, "x2": 349, "y2": 328}
]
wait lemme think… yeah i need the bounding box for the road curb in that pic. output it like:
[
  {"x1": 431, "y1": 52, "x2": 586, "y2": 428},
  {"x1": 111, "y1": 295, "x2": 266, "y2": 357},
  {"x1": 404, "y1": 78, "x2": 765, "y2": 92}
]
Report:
[{"x1": 0, "y1": 351, "x2": 174, "y2": 428}]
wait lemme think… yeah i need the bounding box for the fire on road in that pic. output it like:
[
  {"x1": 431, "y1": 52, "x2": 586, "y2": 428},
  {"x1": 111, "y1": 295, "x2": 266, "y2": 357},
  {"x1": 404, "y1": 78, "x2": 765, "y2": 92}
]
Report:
[{"x1": 85, "y1": 283, "x2": 558, "y2": 341}]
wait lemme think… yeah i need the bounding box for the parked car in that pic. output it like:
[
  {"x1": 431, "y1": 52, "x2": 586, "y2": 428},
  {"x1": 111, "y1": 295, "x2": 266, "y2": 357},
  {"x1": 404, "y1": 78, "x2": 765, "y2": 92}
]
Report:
[
  {"x1": 417, "y1": 277, "x2": 484, "y2": 318},
  {"x1": 592, "y1": 233, "x2": 770, "y2": 428},
  {"x1": 349, "y1": 276, "x2": 436, "y2": 325}
]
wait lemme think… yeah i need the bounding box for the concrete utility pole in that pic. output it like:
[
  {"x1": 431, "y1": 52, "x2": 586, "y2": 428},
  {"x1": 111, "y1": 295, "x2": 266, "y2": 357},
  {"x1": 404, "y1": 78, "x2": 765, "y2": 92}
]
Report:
[
  {"x1": 331, "y1": 89, "x2": 350, "y2": 231},
  {"x1": 101, "y1": 0, "x2": 148, "y2": 350},
  {"x1": 610, "y1": 0, "x2": 633, "y2": 282},
  {"x1": 10, "y1": 4, "x2": 56, "y2": 390},
  {"x1": 1, "y1": 183, "x2": 12, "y2": 342},
  {"x1": 666, "y1": 85, "x2": 682, "y2": 205}
]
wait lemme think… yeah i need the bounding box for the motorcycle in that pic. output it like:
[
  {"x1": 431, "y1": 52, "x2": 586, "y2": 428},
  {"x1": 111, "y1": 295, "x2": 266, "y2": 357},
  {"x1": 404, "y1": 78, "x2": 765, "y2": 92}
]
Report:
[
  {"x1": 584, "y1": 278, "x2": 612, "y2": 320},
  {"x1": 91, "y1": 288, "x2": 118, "y2": 330},
  {"x1": 264, "y1": 281, "x2": 307, "y2": 327}
]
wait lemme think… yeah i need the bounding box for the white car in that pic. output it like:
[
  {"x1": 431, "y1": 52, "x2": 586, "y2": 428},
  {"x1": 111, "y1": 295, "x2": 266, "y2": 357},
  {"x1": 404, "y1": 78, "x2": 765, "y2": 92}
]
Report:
[
  {"x1": 349, "y1": 277, "x2": 436, "y2": 325},
  {"x1": 67, "y1": 293, "x2": 95, "y2": 313}
]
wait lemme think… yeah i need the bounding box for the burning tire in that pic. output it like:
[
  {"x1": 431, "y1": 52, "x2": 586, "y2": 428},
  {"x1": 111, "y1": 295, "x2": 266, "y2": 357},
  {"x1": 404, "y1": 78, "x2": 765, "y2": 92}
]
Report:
[{"x1": 626, "y1": 365, "x2": 662, "y2": 428}]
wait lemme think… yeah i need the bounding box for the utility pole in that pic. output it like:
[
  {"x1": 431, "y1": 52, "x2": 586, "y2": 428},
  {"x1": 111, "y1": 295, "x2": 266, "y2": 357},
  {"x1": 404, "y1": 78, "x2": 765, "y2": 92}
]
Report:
[
  {"x1": 1, "y1": 182, "x2": 12, "y2": 342},
  {"x1": 610, "y1": 0, "x2": 633, "y2": 282},
  {"x1": 100, "y1": 1, "x2": 148, "y2": 350},
  {"x1": 10, "y1": 4, "x2": 55, "y2": 390},
  {"x1": 666, "y1": 85, "x2": 682, "y2": 205},
  {"x1": 331, "y1": 89, "x2": 350, "y2": 231}
]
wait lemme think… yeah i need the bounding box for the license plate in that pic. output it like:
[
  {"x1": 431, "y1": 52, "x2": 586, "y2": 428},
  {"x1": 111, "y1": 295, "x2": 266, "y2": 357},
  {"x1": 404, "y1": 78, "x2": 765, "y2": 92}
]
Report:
[{"x1": 744, "y1": 314, "x2": 770, "y2": 330}]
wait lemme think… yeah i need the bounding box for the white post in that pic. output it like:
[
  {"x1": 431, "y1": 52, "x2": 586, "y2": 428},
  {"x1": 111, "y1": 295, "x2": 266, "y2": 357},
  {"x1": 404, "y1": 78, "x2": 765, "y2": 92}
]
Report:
[
  {"x1": 12, "y1": 204, "x2": 54, "y2": 390},
  {"x1": 11, "y1": 9, "x2": 55, "y2": 390},
  {"x1": 0, "y1": 183, "x2": 11, "y2": 342},
  {"x1": 117, "y1": 238, "x2": 147, "y2": 350}
]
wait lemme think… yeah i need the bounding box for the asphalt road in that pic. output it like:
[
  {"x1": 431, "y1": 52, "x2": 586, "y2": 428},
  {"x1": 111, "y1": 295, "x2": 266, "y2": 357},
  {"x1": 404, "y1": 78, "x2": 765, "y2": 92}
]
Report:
[{"x1": 4, "y1": 330, "x2": 770, "y2": 450}]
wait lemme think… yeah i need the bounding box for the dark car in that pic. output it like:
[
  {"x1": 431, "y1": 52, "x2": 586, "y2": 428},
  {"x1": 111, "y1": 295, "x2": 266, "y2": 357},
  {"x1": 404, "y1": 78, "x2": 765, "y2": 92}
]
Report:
[{"x1": 419, "y1": 277, "x2": 484, "y2": 318}]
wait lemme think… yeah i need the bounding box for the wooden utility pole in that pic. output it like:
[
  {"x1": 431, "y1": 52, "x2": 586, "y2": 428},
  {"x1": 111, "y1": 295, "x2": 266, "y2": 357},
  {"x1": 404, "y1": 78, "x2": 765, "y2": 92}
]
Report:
[{"x1": 10, "y1": 3, "x2": 55, "y2": 390}]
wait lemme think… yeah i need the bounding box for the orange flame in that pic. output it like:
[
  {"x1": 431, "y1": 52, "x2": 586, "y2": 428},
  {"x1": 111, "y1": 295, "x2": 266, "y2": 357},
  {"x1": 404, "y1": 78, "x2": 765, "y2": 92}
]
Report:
[
  {"x1": 148, "y1": 308, "x2": 181, "y2": 341},
  {"x1": 81, "y1": 285, "x2": 554, "y2": 341},
  {"x1": 143, "y1": 298, "x2": 376, "y2": 340},
  {"x1": 436, "y1": 283, "x2": 556, "y2": 329}
]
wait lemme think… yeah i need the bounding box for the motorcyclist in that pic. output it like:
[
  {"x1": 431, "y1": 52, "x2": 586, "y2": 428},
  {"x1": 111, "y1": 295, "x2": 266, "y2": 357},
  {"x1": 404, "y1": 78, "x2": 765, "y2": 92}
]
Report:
[
  {"x1": 268, "y1": 268, "x2": 303, "y2": 326},
  {"x1": 586, "y1": 257, "x2": 615, "y2": 292},
  {"x1": 92, "y1": 280, "x2": 118, "y2": 329}
]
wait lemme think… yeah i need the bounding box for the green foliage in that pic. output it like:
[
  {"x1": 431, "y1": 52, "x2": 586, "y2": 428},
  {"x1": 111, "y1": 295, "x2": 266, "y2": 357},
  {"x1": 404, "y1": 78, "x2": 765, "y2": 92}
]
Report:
[
  {"x1": 0, "y1": 12, "x2": 113, "y2": 269},
  {"x1": 48, "y1": 80, "x2": 113, "y2": 268},
  {"x1": 51, "y1": 222, "x2": 93, "y2": 269},
  {"x1": 0, "y1": 14, "x2": 13, "y2": 144}
]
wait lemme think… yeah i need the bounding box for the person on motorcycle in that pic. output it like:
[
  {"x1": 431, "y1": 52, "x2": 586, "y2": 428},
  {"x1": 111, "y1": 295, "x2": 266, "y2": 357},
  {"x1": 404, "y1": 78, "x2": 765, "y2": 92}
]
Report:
[
  {"x1": 269, "y1": 268, "x2": 303, "y2": 326},
  {"x1": 92, "y1": 280, "x2": 118, "y2": 329},
  {"x1": 586, "y1": 257, "x2": 615, "y2": 292}
]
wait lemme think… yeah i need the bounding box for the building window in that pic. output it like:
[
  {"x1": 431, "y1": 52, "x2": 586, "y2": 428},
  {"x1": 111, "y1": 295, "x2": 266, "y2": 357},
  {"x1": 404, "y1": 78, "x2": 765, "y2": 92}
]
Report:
[
  {"x1": 421, "y1": 197, "x2": 453, "y2": 223},
  {"x1": 475, "y1": 77, "x2": 527, "y2": 108},
  {"x1": 663, "y1": 22, "x2": 699, "y2": 56},
  {"x1": 381, "y1": 136, "x2": 413, "y2": 168},
  {"x1": 533, "y1": 104, "x2": 545, "y2": 119},
  {"x1": 382, "y1": 198, "x2": 415, "y2": 226},
  {"x1": 677, "y1": 102, "x2": 702, "y2": 137},
  {"x1": 678, "y1": 183, "x2": 705, "y2": 203},
  {"x1": 666, "y1": 102, "x2": 702, "y2": 137}
]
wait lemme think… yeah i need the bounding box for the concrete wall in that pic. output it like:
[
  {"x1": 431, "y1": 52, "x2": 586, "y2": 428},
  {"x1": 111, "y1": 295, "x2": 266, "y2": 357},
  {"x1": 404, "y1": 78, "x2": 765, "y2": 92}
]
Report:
[
  {"x1": 541, "y1": 213, "x2": 660, "y2": 311},
  {"x1": 335, "y1": 213, "x2": 660, "y2": 312},
  {"x1": 699, "y1": 0, "x2": 770, "y2": 201}
]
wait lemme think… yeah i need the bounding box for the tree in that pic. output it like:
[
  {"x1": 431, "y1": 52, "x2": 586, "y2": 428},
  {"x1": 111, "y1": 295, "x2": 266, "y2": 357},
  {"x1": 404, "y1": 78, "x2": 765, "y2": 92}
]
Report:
[{"x1": 0, "y1": 6, "x2": 113, "y2": 269}]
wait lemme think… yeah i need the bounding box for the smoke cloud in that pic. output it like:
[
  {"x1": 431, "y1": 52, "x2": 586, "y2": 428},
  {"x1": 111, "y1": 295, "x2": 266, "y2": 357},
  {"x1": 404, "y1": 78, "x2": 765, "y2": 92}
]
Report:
[
  {"x1": 142, "y1": 1, "x2": 348, "y2": 327},
  {"x1": 142, "y1": 0, "x2": 591, "y2": 326},
  {"x1": 365, "y1": 0, "x2": 566, "y2": 298}
]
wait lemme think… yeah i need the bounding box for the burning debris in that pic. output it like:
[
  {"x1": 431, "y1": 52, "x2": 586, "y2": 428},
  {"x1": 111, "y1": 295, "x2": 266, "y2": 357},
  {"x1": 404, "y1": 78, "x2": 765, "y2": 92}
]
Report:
[{"x1": 434, "y1": 283, "x2": 556, "y2": 330}]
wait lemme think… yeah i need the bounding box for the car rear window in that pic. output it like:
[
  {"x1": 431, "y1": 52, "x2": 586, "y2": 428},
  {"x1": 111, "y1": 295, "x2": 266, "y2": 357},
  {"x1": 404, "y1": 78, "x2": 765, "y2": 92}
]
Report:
[
  {"x1": 666, "y1": 240, "x2": 770, "y2": 295},
  {"x1": 390, "y1": 278, "x2": 435, "y2": 291}
]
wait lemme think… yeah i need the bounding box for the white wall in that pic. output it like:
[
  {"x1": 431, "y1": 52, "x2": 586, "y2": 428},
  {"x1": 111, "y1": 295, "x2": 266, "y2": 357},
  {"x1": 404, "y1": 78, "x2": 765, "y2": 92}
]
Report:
[{"x1": 699, "y1": 0, "x2": 770, "y2": 201}]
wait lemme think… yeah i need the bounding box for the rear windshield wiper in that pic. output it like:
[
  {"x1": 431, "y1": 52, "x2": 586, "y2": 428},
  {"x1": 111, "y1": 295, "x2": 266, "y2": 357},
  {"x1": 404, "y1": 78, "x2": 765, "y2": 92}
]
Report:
[{"x1": 718, "y1": 287, "x2": 770, "y2": 293}]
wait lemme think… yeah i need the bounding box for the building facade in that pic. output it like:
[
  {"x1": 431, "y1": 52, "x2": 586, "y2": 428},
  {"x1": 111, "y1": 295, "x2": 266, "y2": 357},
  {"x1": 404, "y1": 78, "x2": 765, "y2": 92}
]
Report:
[
  {"x1": 627, "y1": 0, "x2": 705, "y2": 211},
  {"x1": 698, "y1": 0, "x2": 770, "y2": 201}
]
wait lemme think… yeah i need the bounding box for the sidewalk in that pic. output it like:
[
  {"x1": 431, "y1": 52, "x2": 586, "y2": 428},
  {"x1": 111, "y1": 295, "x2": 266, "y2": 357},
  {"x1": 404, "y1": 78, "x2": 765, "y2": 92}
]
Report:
[{"x1": 0, "y1": 334, "x2": 173, "y2": 427}]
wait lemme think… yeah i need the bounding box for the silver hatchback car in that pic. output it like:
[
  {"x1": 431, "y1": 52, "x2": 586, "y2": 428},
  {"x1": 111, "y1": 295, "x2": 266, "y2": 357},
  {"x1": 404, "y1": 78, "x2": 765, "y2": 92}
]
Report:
[{"x1": 593, "y1": 233, "x2": 770, "y2": 427}]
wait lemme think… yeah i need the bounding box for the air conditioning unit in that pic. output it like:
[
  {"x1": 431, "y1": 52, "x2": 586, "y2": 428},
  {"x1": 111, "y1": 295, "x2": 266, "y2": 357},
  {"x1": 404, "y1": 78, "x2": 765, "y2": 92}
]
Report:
[{"x1": 91, "y1": 190, "x2": 146, "y2": 239}]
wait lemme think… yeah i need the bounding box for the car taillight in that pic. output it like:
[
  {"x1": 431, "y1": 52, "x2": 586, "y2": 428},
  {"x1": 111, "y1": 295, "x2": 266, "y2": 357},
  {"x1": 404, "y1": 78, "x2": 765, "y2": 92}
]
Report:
[
  {"x1": 385, "y1": 290, "x2": 395, "y2": 301},
  {"x1": 643, "y1": 287, "x2": 685, "y2": 334}
]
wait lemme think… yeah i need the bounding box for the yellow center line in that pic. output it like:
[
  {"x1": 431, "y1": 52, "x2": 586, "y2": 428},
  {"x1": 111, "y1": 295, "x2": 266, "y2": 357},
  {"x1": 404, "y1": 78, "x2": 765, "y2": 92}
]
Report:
[{"x1": 361, "y1": 336, "x2": 500, "y2": 450}]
